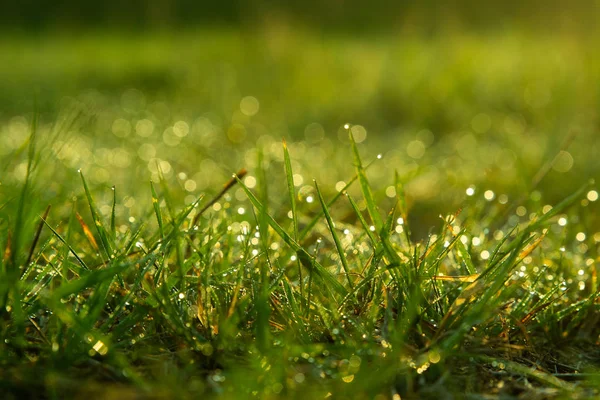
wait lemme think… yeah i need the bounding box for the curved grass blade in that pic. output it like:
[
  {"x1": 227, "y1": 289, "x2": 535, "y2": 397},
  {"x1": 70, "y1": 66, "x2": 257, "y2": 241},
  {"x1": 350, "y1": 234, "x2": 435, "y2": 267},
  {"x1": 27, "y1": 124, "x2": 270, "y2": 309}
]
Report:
[
  {"x1": 255, "y1": 148, "x2": 271, "y2": 351},
  {"x1": 529, "y1": 180, "x2": 592, "y2": 230},
  {"x1": 315, "y1": 180, "x2": 354, "y2": 289},
  {"x1": 75, "y1": 212, "x2": 99, "y2": 252},
  {"x1": 42, "y1": 217, "x2": 89, "y2": 270},
  {"x1": 394, "y1": 170, "x2": 412, "y2": 243},
  {"x1": 110, "y1": 186, "x2": 117, "y2": 240},
  {"x1": 49, "y1": 263, "x2": 129, "y2": 300},
  {"x1": 345, "y1": 192, "x2": 377, "y2": 245},
  {"x1": 298, "y1": 157, "x2": 379, "y2": 241},
  {"x1": 10, "y1": 111, "x2": 37, "y2": 271},
  {"x1": 192, "y1": 169, "x2": 247, "y2": 227},
  {"x1": 80, "y1": 171, "x2": 113, "y2": 258},
  {"x1": 235, "y1": 175, "x2": 348, "y2": 299},
  {"x1": 349, "y1": 127, "x2": 383, "y2": 232},
  {"x1": 150, "y1": 181, "x2": 164, "y2": 241},
  {"x1": 25, "y1": 204, "x2": 51, "y2": 268},
  {"x1": 283, "y1": 139, "x2": 299, "y2": 238},
  {"x1": 283, "y1": 139, "x2": 305, "y2": 306}
]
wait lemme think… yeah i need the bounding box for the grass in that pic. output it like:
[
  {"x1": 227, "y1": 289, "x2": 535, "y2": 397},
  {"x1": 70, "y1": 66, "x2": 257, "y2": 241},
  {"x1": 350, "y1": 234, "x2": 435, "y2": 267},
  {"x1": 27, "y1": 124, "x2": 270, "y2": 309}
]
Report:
[{"x1": 0, "y1": 29, "x2": 599, "y2": 398}]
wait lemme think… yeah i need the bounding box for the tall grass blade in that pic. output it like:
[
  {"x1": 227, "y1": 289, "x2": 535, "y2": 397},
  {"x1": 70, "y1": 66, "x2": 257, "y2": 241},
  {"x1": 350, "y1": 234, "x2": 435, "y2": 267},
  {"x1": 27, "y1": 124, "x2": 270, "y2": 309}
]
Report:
[
  {"x1": 80, "y1": 171, "x2": 113, "y2": 258},
  {"x1": 282, "y1": 139, "x2": 304, "y2": 307},
  {"x1": 255, "y1": 148, "x2": 271, "y2": 352},
  {"x1": 110, "y1": 186, "x2": 117, "y2": 240},
  {"x1": 11, "y1": 111, "x2": 38, "y2": 270},
  {"x1": 150, "y1": 181, "x2": 164, "y2": 241},
  {"x1": 42, "y1": 217, "x2": 89, "y2": 271},
  {"x1": 75, "y1": 212, "x2": 100, "y2": 252},
  {"x1": 235, "y1": 175, "x2": 348, "y2": 299},
  {"x1": 394, "y1": 170, "x2": 412, "y2": 243},
  {"x1": 192, "y1": 169, "x2": 247, "y2": 227},
  {"x1": 25, "y1": 205, "x2": 51, "y2": 268},
  {"x1": 349, "y1": 127, "x2": 383, "y2": 232},
  {"x1": 282, "y1": 139, "x2": 299, "y2": 239},
  {"x1": 315, "y1": 180, "x2": 354, "y2": 289},
  {"x1": 298, "y1": 158, "x2": 379, "y2": 241}
]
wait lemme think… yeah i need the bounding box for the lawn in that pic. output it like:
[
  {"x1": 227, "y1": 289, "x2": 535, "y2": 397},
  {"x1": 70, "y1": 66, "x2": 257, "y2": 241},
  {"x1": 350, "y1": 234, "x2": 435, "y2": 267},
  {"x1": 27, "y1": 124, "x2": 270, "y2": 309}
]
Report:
[{"x1": 0, "y1": 29, "x2": 599, "y2": 398}]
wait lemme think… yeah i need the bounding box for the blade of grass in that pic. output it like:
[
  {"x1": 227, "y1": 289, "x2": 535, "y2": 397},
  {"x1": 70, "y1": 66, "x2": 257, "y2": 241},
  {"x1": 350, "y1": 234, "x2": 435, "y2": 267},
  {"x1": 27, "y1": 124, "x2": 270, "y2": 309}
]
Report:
[
  {"x1": 349, "y1": 126, "x2": 383, "y2": 232},
  {"x1": 42, "y1": 217, "x2": 89, "y2": 271},
  {"x1": 191, "y1": 168, "x2": 247, "y2": 227},
  {"x1": 80, "y1": 170, "x2": 113, "y2": 258},
  {"x1": 345, "y1": 192, "x2": 378, "y2": 244},
  {"x1": 283, "y1": 139, "x2": 299, "y2": 239},
  {"x1": 48, "y1": 263, "x2": 129, "y2": 301},
  {"x1": 476, "y1": 355, "x2": 577, "y2": 391},
  {"x1": 255, "y1": 148, "x2": 271, "y2": 352},
  {"x1": 25, "y1": 205, "x2": 51, "y2": 268},
  {"x1": 75, "y1": 212, "x2": 99, "y2": 252},
  {"x1": 528, "y1": 180, "x2": 592, "y2": 230},
  {"x1": 10, "y1": 111, "x2": 38, "y2": 270},
  {"x1": 348, "y1": 129, "x2": 405, "y2": 287},
  {"x1": 394, "y1": 170, "x2": 412, "y2": 243},
  {"x1": 110, "y1": 186, "x2": 117, "y2": 240},
  {"x1": 150, "y1": 181, "x2": 164, "y2": 242},
  {"x1": 282, "y1": 139, "x2": 304, "y2": 305},
  {"x1": 314, "y1": 180, "x2": 354, "y2": 289},
  {"x1": 298, "y1": 157, "x2": 380, "y2": 241},
  {"x1": 156, "y1": 161, "x2": 176, "y2": 221},
  {"x1": 235, "y1": 174, "x2": 348, "y2": 299},
  {"x1": 442, "y1": 214, "x2": 476, "y2": 275}
]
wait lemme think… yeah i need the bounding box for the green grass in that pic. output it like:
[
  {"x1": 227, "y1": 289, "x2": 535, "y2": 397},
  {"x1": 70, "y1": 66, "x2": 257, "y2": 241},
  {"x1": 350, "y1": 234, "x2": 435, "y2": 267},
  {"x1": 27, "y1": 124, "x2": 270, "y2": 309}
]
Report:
[{"x1": 0, "y1": 30, "x2": 599, "y2": 398}]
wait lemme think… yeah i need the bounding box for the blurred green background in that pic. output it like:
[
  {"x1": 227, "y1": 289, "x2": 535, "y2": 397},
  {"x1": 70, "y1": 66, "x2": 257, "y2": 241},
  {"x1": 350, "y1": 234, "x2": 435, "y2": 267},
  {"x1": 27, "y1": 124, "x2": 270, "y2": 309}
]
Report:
[
  {"x1": 2, "y1": 1, "x2": 598, "y2": 33},
  {"x1": 1, "y1": 1, "x2": 599, "y2": 237}
]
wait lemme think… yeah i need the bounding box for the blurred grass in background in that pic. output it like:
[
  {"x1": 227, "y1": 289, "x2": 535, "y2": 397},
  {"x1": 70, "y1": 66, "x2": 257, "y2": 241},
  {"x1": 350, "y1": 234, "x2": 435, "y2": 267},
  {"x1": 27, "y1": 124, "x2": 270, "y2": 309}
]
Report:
[{"x1": 1, "y1": 26, "x2": 599, "y2": 237}]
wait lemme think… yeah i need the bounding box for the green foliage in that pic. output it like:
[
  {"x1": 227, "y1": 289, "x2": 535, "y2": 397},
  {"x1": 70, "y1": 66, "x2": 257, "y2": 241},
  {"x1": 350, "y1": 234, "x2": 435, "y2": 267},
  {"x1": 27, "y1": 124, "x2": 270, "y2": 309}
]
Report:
[{"x1": 0, "y1": 31, "x2": 599, "y2": 399}]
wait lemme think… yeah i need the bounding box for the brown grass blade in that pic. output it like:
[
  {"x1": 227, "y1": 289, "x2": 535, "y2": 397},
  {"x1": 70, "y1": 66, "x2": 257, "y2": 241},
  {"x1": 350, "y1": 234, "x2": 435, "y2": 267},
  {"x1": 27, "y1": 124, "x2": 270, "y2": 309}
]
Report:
[
  {"x1": 25, "y1": 205, "x2": 51, "y2": 267},
  {"x1": 432, "y1": 274, "x2": 480, "y2": 283},
  {"x1": 3, "y1": 230, "x2": 11, "y2": 264},
  {"x1": 76, "y1": 212, "x2": 99, "y2": 251},
  {"x1": 192, "y1": 168, "x2": 247, "y2": 226},
  {"x1": 518, "y1": 229, "x2": 547, "y2": 260}
]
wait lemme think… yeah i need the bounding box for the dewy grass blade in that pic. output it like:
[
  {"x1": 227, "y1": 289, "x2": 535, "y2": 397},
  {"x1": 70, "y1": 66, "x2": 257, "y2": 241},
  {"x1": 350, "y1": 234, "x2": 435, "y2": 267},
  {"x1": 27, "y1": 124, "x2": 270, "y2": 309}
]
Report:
[
  {"x1": 346, "y1": 192, "x2": 400, "y2": 283},
  {"x1": 49, "y1": 263, "x2": 129, "y2": 301},
  {"x1": 110, "y1": 186, "x2": 117, "y2": 240},
  {"x1": 345, "y1": 192, "x2": 377, "y2": 245},
  {"x1": 349, "y1": 129, "x2": 407, "y2": 294},
  {"x1": 80, "y1": 170, "x2": 113, "y2": 258},
  {"x1": 529, "y1": 180, "x2": 592, "y2": 230},
  {"x1": 394, "y1": 170, "x2": 412, "y2": 243},
  {"x1": 440, "y1": 215, "x2": 476, "y2": 275},
  {"x1": 282, "y1": 139, "x2": 305, "y2": 306},
  {"x1": 150, "y1": 181, "x2": 164, "y2": 241},
  {"x1": 156, "y1": 162, "x2": 176, "y2": 221},
  {"x1": 235, "y1": 174, "x2": 348, "y2": 299},
  {"x1": 42, "y1": 217, "x2": 89, "y2": 271},
  {"x1": 192, "y1": 169, "x2": 247, "y2": 227},
  {"x1": 255, "y1": 147, "x2": 271, "y2": 352},
  {"x1": 298, "y1": 157, "x2": 380, "y2": 241},
  {"x1": 454, "y1": 234, "x2": 476, "y2": 275},
  {"x1": 75, "y1": 212, "x2": 100, "y2": 252},
  {"x1": 349, "y1": 126, "x2": 383, "y2": 232},
  {"x1": 476, "y1": 355, "x2": 577, "y2": 391},
  {"x1": 25, "y1": 204, "x2": 51, "y2": 268},
  {"x1": 123, "y1": 222, "x2": 145, "y2": 256},
  {"x1": 315, "y1": 180, "x2": 354, "y2": 289},
  {"x1": 282, "y1": 139, "x2": 298, "y2": 239},
  {"x1": 11, "y1": 111, "x2": 37, "y2": 270}
]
